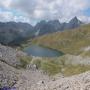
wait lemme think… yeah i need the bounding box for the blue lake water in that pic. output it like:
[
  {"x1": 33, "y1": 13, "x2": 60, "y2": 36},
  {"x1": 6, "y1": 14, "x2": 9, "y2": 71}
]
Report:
[{"x1": 23, "y1": 45, "x2": 64, "y2": 57}]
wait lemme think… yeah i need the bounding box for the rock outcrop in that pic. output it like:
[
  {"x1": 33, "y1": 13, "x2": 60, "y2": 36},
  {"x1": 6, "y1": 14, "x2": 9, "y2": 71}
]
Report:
[
  {"x1": 0, "y1": 44, "x2": 26, "y2": 88},
  {"x1": 0, "y1": 44, "x2": 26, "y2": 67},
  {"x1": 0, "y1": 61, "x2": 20, "y2": 87},
  {"x1": 30, "y1": 71, "x2": 90, "y2": 90}
]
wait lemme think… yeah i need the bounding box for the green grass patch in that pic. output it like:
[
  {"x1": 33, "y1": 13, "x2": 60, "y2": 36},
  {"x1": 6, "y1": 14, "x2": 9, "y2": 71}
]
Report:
[
  {"x1": 80, "y1": 51, "x2": 90, "y2": 57},
  {"x1": 41, "y1": 60, "x2": 61, "y2": 75},
  {"x1": 30, "y1": 56, "x2": 90, "y2": 76},
  {"x1": 63, "y1": 65, "x2": 90, "y2": 76},
  {"x1": 19, "y1": 56, "x2": 32, "y2": 68}
]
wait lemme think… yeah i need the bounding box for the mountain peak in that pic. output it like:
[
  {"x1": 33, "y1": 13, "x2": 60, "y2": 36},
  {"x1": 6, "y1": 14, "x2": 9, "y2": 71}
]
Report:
[
  {"x1": 72, "y1": 16, "x2": 78, "y2": 20},
  {"x1": 70, "y1": 16, "x2": 82, "y2": 24},
  {"x1": 69, "y1": 16, "x2": 82, "y2": 26}
]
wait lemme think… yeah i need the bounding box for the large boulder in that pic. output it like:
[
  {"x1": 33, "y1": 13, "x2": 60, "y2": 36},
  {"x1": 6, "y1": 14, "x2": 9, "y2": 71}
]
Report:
[{"x1": 0, "y1": 44, "x2": 27, "y2": 67}]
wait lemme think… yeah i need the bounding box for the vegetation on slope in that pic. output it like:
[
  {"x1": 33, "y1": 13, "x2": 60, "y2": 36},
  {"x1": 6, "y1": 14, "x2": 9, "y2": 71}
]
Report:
[
  {"x1": 19, "y1": 24, "x2": 90, "y2": 76},
  {"x1": 18, "y1": 56, "x2": 32, "y2": 68},
  {"x1": 31, "y1": 56, "x2": 90, "y2": 76},
  {"x1": 31, "y1": 24, "x2": 90, "y2": 55}
]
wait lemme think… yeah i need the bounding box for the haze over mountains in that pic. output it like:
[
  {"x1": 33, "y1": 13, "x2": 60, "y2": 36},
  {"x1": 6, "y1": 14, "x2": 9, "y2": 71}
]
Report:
[{"x1": 0, "y1": 17, "x2": 83, "y2": 45}]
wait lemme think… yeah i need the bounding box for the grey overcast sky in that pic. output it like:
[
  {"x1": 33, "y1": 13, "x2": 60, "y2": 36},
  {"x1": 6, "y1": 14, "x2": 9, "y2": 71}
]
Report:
[{"x1": 0, "y1": 0, "x2": 90, "y2": 25}]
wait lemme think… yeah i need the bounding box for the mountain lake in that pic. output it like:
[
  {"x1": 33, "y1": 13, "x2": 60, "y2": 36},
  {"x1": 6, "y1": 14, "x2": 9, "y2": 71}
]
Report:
[{"x1": 23, "y1": 45, "x2": 64, "y2": 57}]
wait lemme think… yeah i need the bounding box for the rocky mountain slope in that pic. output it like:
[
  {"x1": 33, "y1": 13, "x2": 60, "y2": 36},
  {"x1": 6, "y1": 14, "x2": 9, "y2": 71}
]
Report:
[
  {"x1": 0, "y1": 60, "x2": 20, "y2": 87},
  {"x1": 29, "y1": 71, "x2": 90, "y2": 90},
  {"x1": 0, "y1": 44, "x2": 28, "y2": 88},
  {"x1": 0, "y1": 44, "x2": 90, "y2": 90}
]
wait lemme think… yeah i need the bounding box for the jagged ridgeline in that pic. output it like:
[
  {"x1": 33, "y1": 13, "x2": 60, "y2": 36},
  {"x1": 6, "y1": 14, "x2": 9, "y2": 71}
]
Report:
[{"x1": 0, "y1": 17, "x2": 82, "y2": 46}]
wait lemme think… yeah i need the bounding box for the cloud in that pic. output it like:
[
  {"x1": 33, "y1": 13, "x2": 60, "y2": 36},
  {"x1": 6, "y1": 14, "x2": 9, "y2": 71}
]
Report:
[
  {"x1": 11, "y1": 0, "x2": 90, "y2": 22},
  {"x1": 0, "y1": 0, "x2": 90, "y2": 24},
  {"x1": 0, "y1": 10, "x2": 30, "y2": 23},
  {"x1": 0, "y1": 0, "x2": 12, "y2": 8},
  {"x1": 78, "y1": 15, "x2": 90, "y2": 23}
]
